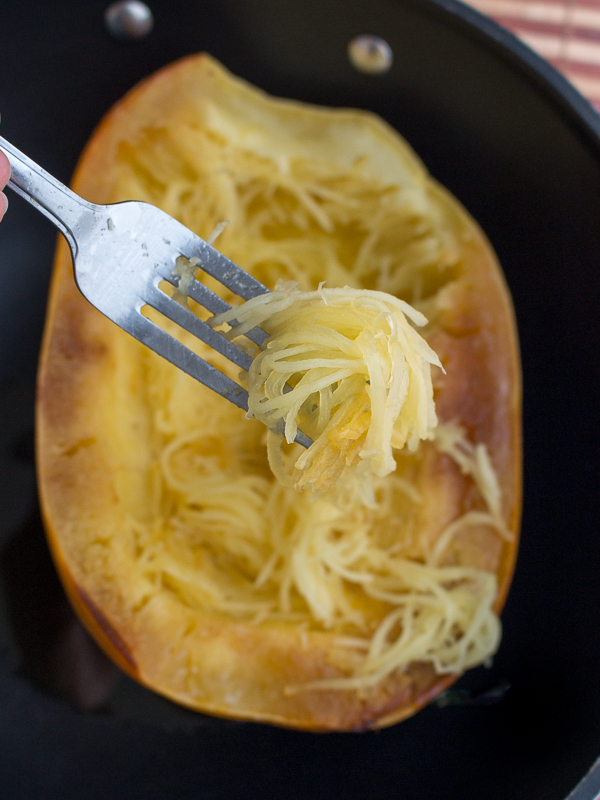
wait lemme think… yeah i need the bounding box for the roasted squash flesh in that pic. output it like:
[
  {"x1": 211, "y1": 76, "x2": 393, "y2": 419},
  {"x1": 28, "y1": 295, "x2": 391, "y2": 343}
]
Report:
[{"x1": 36, "y1": 54, "x2": 521, "y2": 731}]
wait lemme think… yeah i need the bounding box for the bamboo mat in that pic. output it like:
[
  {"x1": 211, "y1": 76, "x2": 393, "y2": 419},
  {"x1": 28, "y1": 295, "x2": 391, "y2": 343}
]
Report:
[{"x1": 464, "y1": 0, "x2": 600, "y2": 109}]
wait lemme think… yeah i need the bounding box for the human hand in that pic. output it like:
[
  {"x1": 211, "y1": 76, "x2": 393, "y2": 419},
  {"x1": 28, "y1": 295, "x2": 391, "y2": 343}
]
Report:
[{"x1": 0, "y1": 150, "x2": 10, "y2": 221}]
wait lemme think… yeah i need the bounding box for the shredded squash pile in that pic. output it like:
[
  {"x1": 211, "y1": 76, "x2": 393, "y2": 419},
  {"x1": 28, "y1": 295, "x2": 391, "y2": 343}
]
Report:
[
  {"x1": 211, "y1": 282, "x2": 442, "y2": 494},
  {"x1": 110, "y1": 110, "x2": 512, "y2": 691}
]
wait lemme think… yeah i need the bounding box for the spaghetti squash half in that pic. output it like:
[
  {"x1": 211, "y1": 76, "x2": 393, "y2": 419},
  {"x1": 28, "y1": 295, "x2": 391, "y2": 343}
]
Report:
[{"x1": 36, "y1": 54, "x2": 521, "y2": 731}]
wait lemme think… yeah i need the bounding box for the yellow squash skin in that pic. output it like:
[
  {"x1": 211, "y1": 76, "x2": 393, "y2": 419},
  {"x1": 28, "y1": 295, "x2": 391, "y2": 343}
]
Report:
[{"x1": 36, "y1": 54, "x2": 521, "y2": 731}]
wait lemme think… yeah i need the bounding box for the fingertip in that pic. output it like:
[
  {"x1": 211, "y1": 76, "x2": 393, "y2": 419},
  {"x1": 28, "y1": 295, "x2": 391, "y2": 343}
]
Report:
[
  {"x1": 0, "y1": 191, "x2": 8, "y2": 221},
  {"x1": 0, "y1": 150, "x2": 10, "y2": 189}
]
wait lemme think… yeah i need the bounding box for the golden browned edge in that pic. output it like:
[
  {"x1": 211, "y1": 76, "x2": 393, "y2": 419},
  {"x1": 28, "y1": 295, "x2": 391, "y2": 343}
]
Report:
[{"x1": 36, "y1": 53, "x2": 522, "y2": 732}]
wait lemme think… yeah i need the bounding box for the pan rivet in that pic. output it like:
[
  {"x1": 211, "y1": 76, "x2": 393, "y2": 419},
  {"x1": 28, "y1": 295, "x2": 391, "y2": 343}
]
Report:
[
  {"x1": 104, "y1": 1, "x2": 154, "y2": 39},
  {"x1": 348, "y1": 35, "x2": 393, "y2": 74}
]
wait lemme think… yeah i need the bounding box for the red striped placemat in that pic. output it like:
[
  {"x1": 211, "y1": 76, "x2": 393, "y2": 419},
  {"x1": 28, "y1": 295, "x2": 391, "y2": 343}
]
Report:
[{"x1": 464, "y1": 0, "x2": 600, "y2": 109}]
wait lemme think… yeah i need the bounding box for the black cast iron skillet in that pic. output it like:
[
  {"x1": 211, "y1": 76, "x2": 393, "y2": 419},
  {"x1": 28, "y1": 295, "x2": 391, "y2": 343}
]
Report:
[{"x1": 1, "y1": 0, "x2": 600, "y2": 798}]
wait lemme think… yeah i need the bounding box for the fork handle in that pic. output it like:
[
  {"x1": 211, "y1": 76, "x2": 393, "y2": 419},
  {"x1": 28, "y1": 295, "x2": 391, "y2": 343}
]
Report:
[{"x1": 0, "y1": 135, "x2": 93, "y2": 255}]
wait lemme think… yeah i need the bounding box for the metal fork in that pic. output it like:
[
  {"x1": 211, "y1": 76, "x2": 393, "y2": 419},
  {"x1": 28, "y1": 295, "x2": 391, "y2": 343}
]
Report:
[{"x1": 0, "y1": 136, "x2": 311, "y2": 448}]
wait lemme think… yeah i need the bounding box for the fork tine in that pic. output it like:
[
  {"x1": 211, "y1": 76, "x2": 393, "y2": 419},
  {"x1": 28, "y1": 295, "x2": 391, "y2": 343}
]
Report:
[
  {"x1": 133, "y1": 307, "x2": 313, "y2": 448},
  {"x1": 128, "y1": 306, "x2": 313, "y2": 448},
  {"x1": 129, "y1": 312, "x2": 250, "y2": 410},
  {"x1": 166, "y1": 273, "x2": 268, "y2": 347},
  {"x1": 145, "y1": 282, "x2": 254, "y2": 371},
  {"x1": 155, "y1": 255, "x2": 268, "y2": 345},
  {"x1": 132, "y1": 308, "x2": 314, "y2": 448},
  {"x1": 178, "y1": 276, "x2": 231, "y2": 316},
  {"x1": 186, "y1": 278, "x2": 269, "y2": 346},
  {"x1": 153, "y1": 258, "x2": 231, "y2": 316},
  {"x1": 184, "y1": 241, "x2": 269, "y2": 301},
  {"x1": 152, "y1": 259, "x2": 268, "y2": 347}
]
